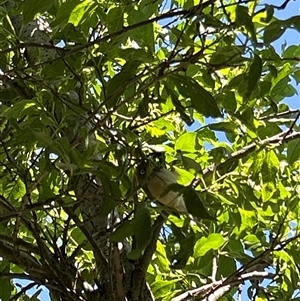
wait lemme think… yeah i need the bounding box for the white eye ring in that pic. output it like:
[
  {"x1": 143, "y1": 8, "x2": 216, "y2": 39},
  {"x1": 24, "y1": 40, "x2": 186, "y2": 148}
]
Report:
[{"x1": 140, "y1": 168, "x2": 146, "y2": 175}]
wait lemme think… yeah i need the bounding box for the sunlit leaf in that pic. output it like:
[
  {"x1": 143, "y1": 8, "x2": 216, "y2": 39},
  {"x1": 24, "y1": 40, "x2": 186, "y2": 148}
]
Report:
[
  {"x1": 69, "y1": 0, "x2": 95, "y2": 26},
  {"x1": 175, "y1": 132, "x2": 199, "y2": 152},
  {"x1": 194, "y1": 233, "x2": 226, "y2": 257},
  {"x1": 13, "y1": 178, "x2": 26, "y2": 199}
]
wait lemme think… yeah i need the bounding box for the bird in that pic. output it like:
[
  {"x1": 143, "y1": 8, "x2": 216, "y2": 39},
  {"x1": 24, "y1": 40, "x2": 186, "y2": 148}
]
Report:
[{"x1": 136, "y1": 160, "x2": 187, "y2": 213}]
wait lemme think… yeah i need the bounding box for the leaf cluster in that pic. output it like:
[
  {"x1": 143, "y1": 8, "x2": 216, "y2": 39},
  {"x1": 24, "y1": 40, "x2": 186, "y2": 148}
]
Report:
[{"x1": 0, "y1": 0, "x2": 299, "y2": 300}]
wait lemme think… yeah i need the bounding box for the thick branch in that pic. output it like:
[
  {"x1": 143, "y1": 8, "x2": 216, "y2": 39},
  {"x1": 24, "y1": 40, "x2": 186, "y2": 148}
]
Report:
[{"x1": 171, "y1": 271, "x2": 274, "y2": 301}]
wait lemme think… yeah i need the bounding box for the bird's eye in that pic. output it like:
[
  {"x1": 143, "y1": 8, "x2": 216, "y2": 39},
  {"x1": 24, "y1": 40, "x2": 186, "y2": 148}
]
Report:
[{"x1": 140, "y1": 168, "x2": 146, "y2": 175}]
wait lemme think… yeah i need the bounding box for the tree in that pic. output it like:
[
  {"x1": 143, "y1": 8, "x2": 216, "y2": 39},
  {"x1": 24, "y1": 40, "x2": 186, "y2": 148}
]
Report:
[{"x1": 0, "y1": 0, "x2": 299, "y2": 300}]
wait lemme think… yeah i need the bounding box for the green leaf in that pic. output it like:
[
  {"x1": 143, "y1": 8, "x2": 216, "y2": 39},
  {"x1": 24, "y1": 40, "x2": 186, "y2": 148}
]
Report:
[
  {"x1": 3, "y1": 100, "x2": 36, "y2": 119},
  {"x1": 293, "y1": 69, "x2": 300, "y2": 83},
  {"x1": 201, "y1": 71, "x2": 215, "y2": 89},
  {"x1": 244, "y1": 234, "x2": 261, "y2": 248},
  {"x1": 99, "y1": 197, "x2": 118, "y2": 217},
  {"x1": 238, "y1": 208, "x2": 257, "y2": 228},
  {"x1": 171, "y1": 28, "x2": 195, "y2": 47},
  {"x1": 183, "y1": 187, "x2": 215, "y2": 220},
  {"x1": 106, "y1": 60, "x2": 141, "y2": 108},
  {"x1": 227, "y1": 239, "x2": 245, "y2": 258},
  {"x1": 216, "y1": 91, "x2": 237, "y2": 112},
  {"x1": 71, "y1": 228, "x2": 87, "y2": 246},
  {"x1": 69, "y1": 0, "x2": 95, "y2": 26},
  {"x1": 271, "y1": 77, "x2": 290, "y2": 97},
  {"x1": 127, "y1": 10, "x2": 155, "y2": 53},
  {"x1": 96, "y1": 173, "x2": 122, "y2": 205},
  {"x1": 164, "y1": 85, "x2": 194, "y2": 126},
  {"x1": 202, "y1": 14, "x2": 223, "y2": 28},
  {"x1": 13, "y1": 178, "x2": 26, "y2": 199},
  {"x1": 127, "y1": 249, "x2": 143, "y2": 260},
  {"x1": 283, "y1": 45, "x2": 300, "y2": 58},
  {"x1": 261, "y1": 150, "x2": 279, "y2": 183},
  {"x1": 119, "y1": 48, "x2": 154, "y2": 63},
  {"x1": 245, "y1": 54, "x2": 262, "y2": 98},
  {"x1": 209, "y1": 46, "x2": 245, "y2": 65},
  {"x1": 182, "y1": 156, "x2": 202, "y2": 174},
  {"x1": 169, "y1": 74, "x2": 221, "y2": 118},
  {"x1": 197, "y1": 127, "x2": 218, "y2": 144},
  {"x1": 51, "y1": 0, "x2": 81, "y2": 28},
  {"x1": 52, "y1": 138, "x2": 70, "y2": 163},
  {"x1": 210, "y1": 147, "x2": 232, "y2": 166},
  {"x1": 175, "y1": 132, "x2": 199, "y2": 152},
  {"x1": 194, "y1": 233, "x2": 226, "y2": 257},
  {"x1": 217, "y1": 256, "x2": 237, "y2": 278},
  {"x1": 208, "y1": 122, "x2": 238, "y2": 134},
  {"x1": 110, "y1": 220, "x2": 134, "y2": 242},
  {"x1": 132, "y1": 203, "x2": 152, "y2": 250},
  {"x1": 171, "y1": 231, "x2": 195, "y2": 269},
  {"x1": 234, "y1": 108, "x2": 257, "y2": 133},
  {"x1": 287, "y1": 139, "x2": 300, "y2": 165},
  {"x1": 32, "y1": 131, "x2": 53, "y2": 147},
  {"x1": 0, "y1": 268, "x2": 14, "y2": 301},
  {"x1": 23, "y1": 0, "x2": 54, "y2": 24},
  {"x1": 290, "y1": 15, "x2": 300, "y2": 31},
  {"x1": 151, "y1": 279, "x2": 178, "y2": 296},
  {"x1": 41, "y1": 60, "x2": 68, "y2": 79},
  {"x1": 106, "y1": 6, "x2": 124, "y2": 33},
  {"x1": 235, "y1": 5, "x2": 257, "y2": 43},
  {"x1": 264, "y1": 5, "x2": 274, "y2": 23},
  {"x1": 258, "y1": 80, "x2": 272, "y2": 98},
  {"x1": 264, "y1": 21, "x2": 285, "y2": 44},
  {"x1": 272, "y1": 63, "x2": 290, "y2": 85},
  {"x1": 155, "y1": 240, "x2": 170, "y2": 272}
]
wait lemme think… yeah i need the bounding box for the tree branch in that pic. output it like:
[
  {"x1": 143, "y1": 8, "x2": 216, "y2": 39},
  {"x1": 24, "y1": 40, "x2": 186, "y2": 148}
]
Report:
[
  {"x1": 194, "y1": 130, "x2": 300, "y2": 185},
  {"x1": 129, "y1": 214, "x2": 166, "y2": 301},
  {"x1": 171, "y1": 271, "x2": 275, "y2": 301}
]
